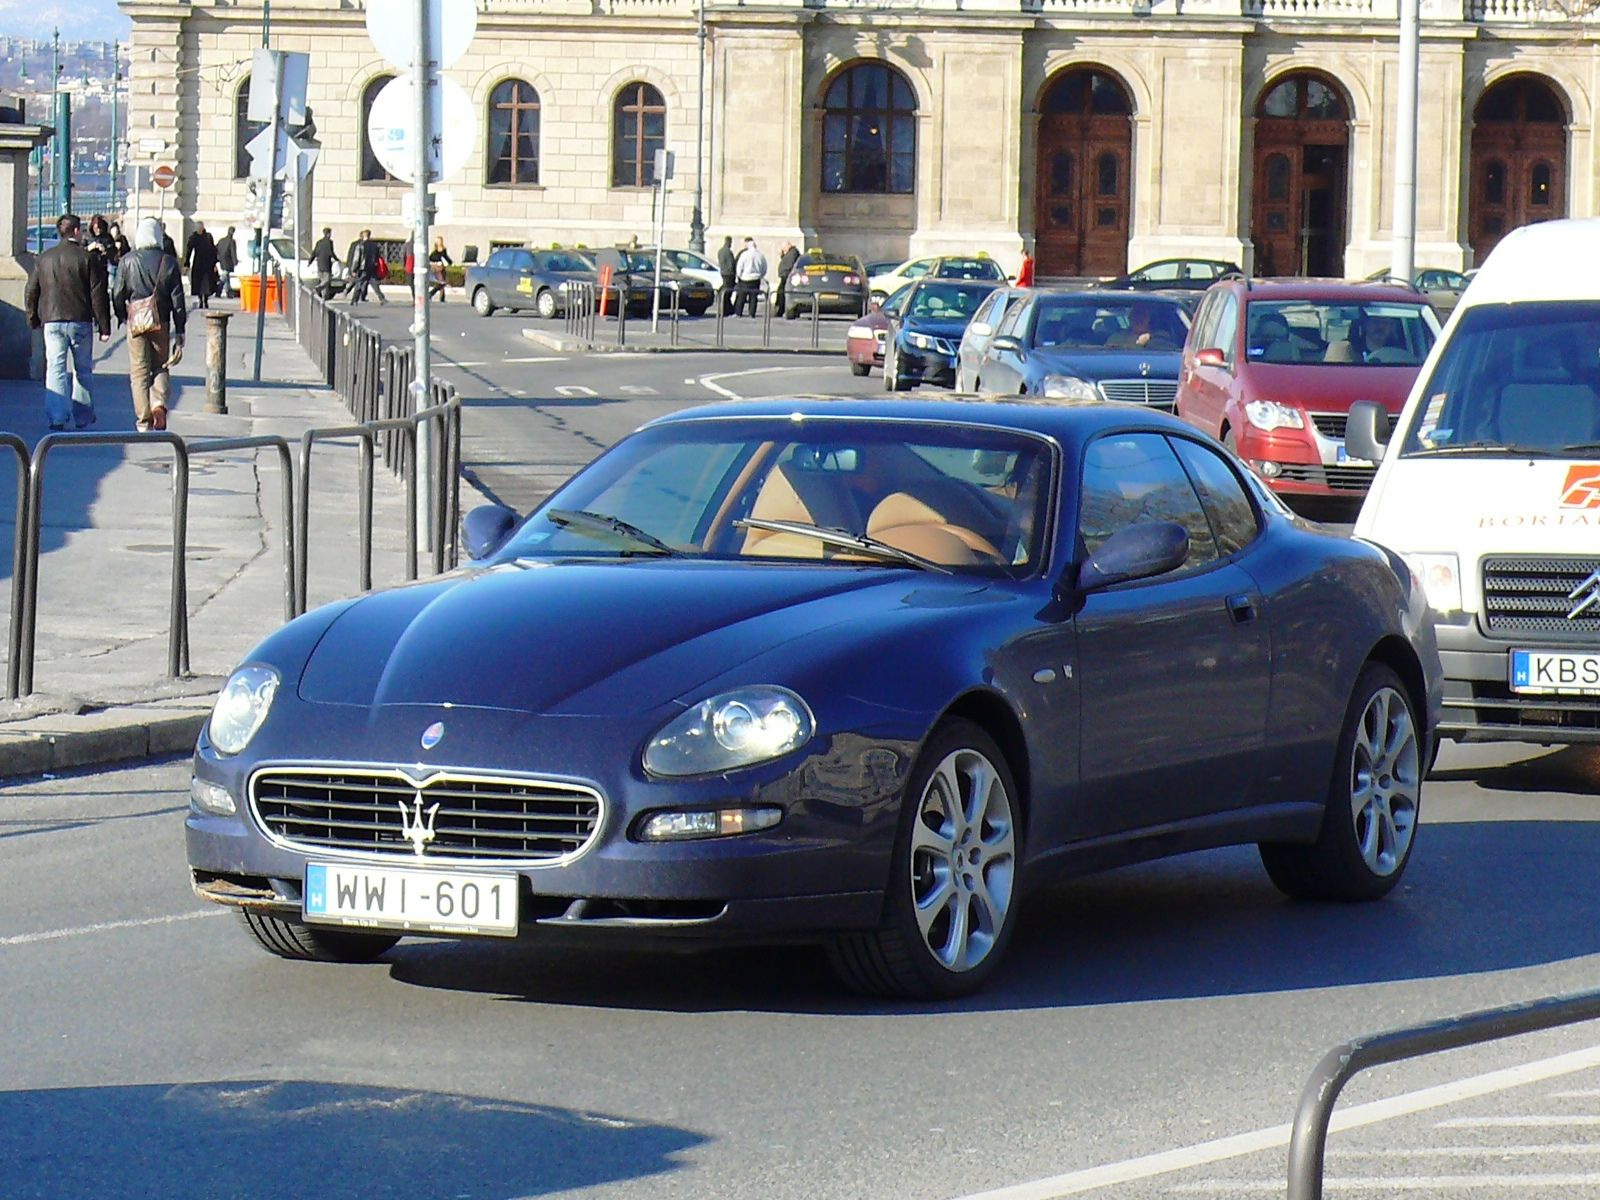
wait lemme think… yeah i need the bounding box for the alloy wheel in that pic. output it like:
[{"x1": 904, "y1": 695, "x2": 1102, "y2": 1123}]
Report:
[{"x1": 1348, "y1": 685, "x2": 1419, "y2": 876}]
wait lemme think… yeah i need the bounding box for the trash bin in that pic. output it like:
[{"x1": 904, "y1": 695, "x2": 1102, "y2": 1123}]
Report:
[{"x1": 238, "y1": 274, "x2": 283, "y2": 314}]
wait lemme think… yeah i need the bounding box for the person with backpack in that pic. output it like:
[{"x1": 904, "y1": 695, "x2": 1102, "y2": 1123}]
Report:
[{"x1": 111, "y1": 217, "x2": 186, "y2": 432}]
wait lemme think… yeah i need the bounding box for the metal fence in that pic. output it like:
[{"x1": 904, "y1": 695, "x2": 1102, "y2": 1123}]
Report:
[{"x1": 559, "y1": 280, "x2": 799, "y2": 350}]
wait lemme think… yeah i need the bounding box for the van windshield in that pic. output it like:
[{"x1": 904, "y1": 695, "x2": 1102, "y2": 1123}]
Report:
[{"x1": 1399, "y1": 302, "x2": 1600, "y2": 458}]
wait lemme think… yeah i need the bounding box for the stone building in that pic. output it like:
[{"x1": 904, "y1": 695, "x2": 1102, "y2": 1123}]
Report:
[{"x1": 117, "y1": 0, "x2": 1597, "y2": 277}]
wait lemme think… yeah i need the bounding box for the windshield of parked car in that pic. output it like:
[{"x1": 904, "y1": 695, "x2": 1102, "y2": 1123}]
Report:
[
  {"x1": 1028, "y1": 298, "x2": 1189, "y2": 351},
  {"x1": 1245, "y1": 300, "x2": 1436, "y2": 366},
  {"x1": 495, "y1": 419, "x2": 1056, "y2": 575},
  {"x1": 907, "y1": 282, "x2": 999, "y2": 321},
  {"x1": 934, "y1": 258, "x2": 1006, "y2": 282},
  {"x1": 1399, "y1": 301, "x2": 1600, "y2": 458}
]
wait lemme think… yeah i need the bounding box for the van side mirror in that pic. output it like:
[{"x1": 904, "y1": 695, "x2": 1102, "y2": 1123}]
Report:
[
  {"x1": 463, "y1": 504, "x2": 520, "y2": 560},
  {"x1": 1345, "y1": 400, "x2": 1392, "y2": 464},
  {"x1": 1075, "y1": 522, "x2": 1190, "y2": 592}
]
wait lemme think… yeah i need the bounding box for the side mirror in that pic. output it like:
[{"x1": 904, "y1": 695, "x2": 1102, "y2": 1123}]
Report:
[
  {"x1": 990, "y1": 335, "x2": 1022, "y2": 353},
  {"x1": 462, "y1": 503, "x2": 520, "y2": 560},
  {"x1": 1076, "y1": 521, "x2": 1190, "y2": 592},
  {"x1": 969, "y1": 321, "x2": 993, "y2": 338},
  {"x1": 1345, "y1": 399, "x2": 1392, "y2": 464},
  {"x1": 1195, "y1": 347, "x2": 1226, "y2": 368}
]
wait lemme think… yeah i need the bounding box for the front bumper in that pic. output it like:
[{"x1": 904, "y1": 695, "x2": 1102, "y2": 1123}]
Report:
[
  {"x1": 1435, "y1": 619, "x2": 1600, "y2": 744},
  {"x1": 897, "y1": 344, "x2": 958, "y2": 386},
  {"x1": 1235, "y1": 425, "x2": 1376, "y2": 498}
]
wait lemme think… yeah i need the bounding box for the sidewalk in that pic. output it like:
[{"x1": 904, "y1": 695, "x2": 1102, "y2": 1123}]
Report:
[{"x1": 0, "y1": 301, "x2": 450, "y2": 779}]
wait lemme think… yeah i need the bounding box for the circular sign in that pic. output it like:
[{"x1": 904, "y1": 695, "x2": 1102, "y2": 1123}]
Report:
[
  {"x1": 366, "y1": 0, "x2": 476, "y2": 71},
  {"x1": 152, "y1": 164, "x2": 177, "y2": 190},
  {"x1": 366, "y1": 75, "x2": 472, "y2": 184}
]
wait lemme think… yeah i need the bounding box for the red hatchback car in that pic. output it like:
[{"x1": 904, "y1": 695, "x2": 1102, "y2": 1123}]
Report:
[{"x1": 1174, "y1": 279, "x2": 1441, "y2": 504}]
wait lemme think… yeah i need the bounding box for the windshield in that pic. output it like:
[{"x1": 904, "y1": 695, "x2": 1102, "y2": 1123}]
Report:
[
  {"x1": 495, "y1": 419, "x2": 1055, "y2": 576},
  {"x1": 1399, "y1": 301, "x2": 1600, "y2": 458},
  {"x1": 906, "y1": 282, "x2": 999, "y2": 321},
  {"x1": 1245, "y1": 300, "x2": 1436, "y2": 366},
  {"x1": 1029, "y1": 298, "x2": 1189, "y2": 351}
]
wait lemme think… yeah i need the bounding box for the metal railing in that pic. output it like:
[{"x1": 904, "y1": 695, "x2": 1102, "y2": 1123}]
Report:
[{"x1": 1287, "y1": 986, "x2": 1600, "y2": 1199}]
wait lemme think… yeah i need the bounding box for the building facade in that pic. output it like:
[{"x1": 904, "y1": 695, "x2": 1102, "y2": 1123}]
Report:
[{"x1": 118, "y1": 0, "x2": 1597, "y2": 277}]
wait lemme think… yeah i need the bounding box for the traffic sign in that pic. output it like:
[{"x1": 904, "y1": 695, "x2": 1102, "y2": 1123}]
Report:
[
  {"x1": 366, "y1": 74, "x2": 471, "y2": 183},
  {"x1": 366, "y1": 0, "x2": 476, "y2": 70},
  {"x1": 152, "y1": 164, "x2": 176, "y2": 190},
  {"x1": 246, "y1": 127, "x2": 321, "y2": 182}
]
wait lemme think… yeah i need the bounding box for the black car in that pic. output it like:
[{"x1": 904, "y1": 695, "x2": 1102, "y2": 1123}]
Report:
[
  {"x1": 783, "y1": 252, "x2": 868, "y2": 318},
  {"x1": 1104, "y1": 258, "x2": 1242, "y2": 291},
  {"x1": 882, "y1": 279, "x2": 1003, "y2": 390},
  {"x1": 464, "y1": 247, "x2": 652, "y2": 319},
  {"x1": 974, "y1": 290, "x2": 1191, "y2": 408},
  {"x1": 593, "y1": 248, "x2": 717, "y2": 317},
  {"x1": 187, "y1": 396, "x2": 1440, "y2": 999}
]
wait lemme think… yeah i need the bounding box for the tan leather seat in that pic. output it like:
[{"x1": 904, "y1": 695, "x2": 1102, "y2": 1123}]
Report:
[
  {"x1": 867, "y1": 491, "x2": 1003, "y2": 566},
  {"x1": 1323, "y1": 340, "x2": 1356, "y2": 363},
  {"x1": 742, "y1": 463, "x2": 863, "y2": 559}
]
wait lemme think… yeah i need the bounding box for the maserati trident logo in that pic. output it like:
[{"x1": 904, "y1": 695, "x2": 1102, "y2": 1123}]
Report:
[
  {"x1": 1567, "y1": 569, "x2": 1600, "y2": 620},
  {"x1": 420, "y1": 720, "x2": 445, "y2": 749},
  {"x1": 398, "y1": 795, "x2": 440, "y2": 856}
]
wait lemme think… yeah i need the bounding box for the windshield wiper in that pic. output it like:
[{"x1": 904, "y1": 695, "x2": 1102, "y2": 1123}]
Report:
[
  {"x1": 734, "y1": 518, "x2": 952, "y2": 574},
  {"x1": 1558, "y1": 442, "x2": 1600, "y2": 454},
  {"x1": 545, "y1": 508, "x2": 683, "y2": 556},
  {"x1": 1407, "y1": 441, "x2": 1557, "y2": 458}
]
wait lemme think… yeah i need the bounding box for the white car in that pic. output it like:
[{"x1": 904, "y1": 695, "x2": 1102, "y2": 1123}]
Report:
[
  {"x1": 868, "y1": 254, "x2": 1008, "y2": 303},
  {"x1": 643, "y1": 247, "x2": 721, "y2": 290},
  {"x1": 230, "y1": 236, "x2": 348, "y2": 293}
]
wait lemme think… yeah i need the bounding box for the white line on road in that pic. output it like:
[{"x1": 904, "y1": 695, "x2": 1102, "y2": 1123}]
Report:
[
  {"x1": 1171, "y1": 1174, "x2": 1600, "y2": 1192},
  {"x1": 949, "y1": 1044, "x2": 1600, "y2": 1200},
  {"x1": 1438, "y1": 1114, "x2": 1600, "y2": 1127},
  {"x1": 1331, "y1": 1144, "x2": 1600, "y2": 1158},
  {"x1": 697, "y1": 366, "x2": 817, "y2": 401},
  {"x1": 0, "y1": 909, "x2": 224, "y2": 946}
]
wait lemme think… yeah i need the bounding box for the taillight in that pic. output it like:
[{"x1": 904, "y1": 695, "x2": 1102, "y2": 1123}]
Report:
[
  {"x1": 844, "y1": 275, "x2": 860, "y2": 285},
  {"x1": 790, "y1": 273, "x2": 805, "y2": 287}
]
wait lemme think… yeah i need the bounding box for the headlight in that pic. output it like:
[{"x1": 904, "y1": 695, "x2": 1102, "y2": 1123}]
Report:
[
  {"x1": 847, "y1": 324, "x2": 874, "y2": 339},
  {"x1": 1244, "y1": 400, "x2": 1305, "y2": 432},
  {"x1": 1400, "y1": 552, "x2": 1463, "y2": 614},
  {"x1": 643, "y1": 686, "x2": 814, "y2": 777},
  {"x1": 1041, "y1": 375, "x2": 1099, "y2": 401},
  {"x1": 208, "y1": 665, "x2": 280, "y2": 755},
  {"x1": 557, "y1": 279, "x2": 572, "y2": 291},
  {"x1": 909, "y1": 332, "x2": 935, "y2": 350}
]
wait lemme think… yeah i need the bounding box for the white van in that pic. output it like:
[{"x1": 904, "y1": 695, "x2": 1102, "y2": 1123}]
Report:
[{"x1": 1348, "y1": 217, "x2": 1600, "y2": 745}]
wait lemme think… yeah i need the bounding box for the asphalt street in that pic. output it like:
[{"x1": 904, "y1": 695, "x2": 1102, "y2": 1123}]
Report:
[{"x1": 4, "y1": 741, "x2": 1600, "y2": 1200}]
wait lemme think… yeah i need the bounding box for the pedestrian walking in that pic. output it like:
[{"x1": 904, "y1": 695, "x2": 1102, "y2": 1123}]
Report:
[
  {"x1": 111, "y1": 217, "x2": 186, "y2": 433},
  {"x1": 716, "y1": 234, "x2": 736, "y2": 315},
  {"x1": 775, "y1": 240, "x2": 800, "y2": 318},
  {"x1": 310, "y1": 227, "x2": 337, "y2": 299},
  {"x1": 427, "y1": 236, "x2": 452, "y2": 302},
  {"x1": 216, "y1": 226, "x2": 239, "y2": 298},
  {"x1": 734, "y1": 237, "x2": 768, "y2": 318},
  {"x1": 183, "y1": 221, "x2": 218, "y2": 310},
  {"x1": 84, "y1": 214, "x2": 115, "y2": 301},
  {"x1": 1016, "y1": 249, "x2": 1035, "y2": 288},
  {"x1": 24, "y1": 213, "x2": 111, "y2": 431},
  {"x1": 345, "y1": 229, "x2": 388, "y2": 305},
  {"x1": 109, "y1": 222, "x2": 131, "y2": 262}
]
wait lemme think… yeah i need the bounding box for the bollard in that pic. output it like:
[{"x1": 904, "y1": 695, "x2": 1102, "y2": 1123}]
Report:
[{"x1": 204, "y1": 310, "x2": 232, "y2": 415}]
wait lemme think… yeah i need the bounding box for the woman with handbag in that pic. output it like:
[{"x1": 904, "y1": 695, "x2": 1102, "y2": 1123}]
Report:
[
  {"x1": 111, "y1": 217, "x2": 187, "y2": 432},
  {"x1": 427, "y1": 236, "x2": 452, "y2": 301}
]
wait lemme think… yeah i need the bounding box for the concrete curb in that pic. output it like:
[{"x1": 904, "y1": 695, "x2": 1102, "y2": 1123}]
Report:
[{"x1": 0, "y1": 704, "x2": 211, "y2": 779}]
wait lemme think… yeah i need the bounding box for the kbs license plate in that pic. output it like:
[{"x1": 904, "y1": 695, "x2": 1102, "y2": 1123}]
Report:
[
  {"x1": 304, "y1": 863, "x2": 518, "y2": 937},
  {"x1": 1511, "y1": 649, "x2": 1600, "y2": 696}
]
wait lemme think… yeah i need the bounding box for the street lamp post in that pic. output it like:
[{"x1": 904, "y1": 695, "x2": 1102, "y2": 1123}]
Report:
[
  {"x1": 688, "y1": 0, "x2": 706, "y2": 254},
  {"x1": 1389, "y1": 0, "x2": 1419, "y2": 281},
  {"x1": 110, "y1": 61, "x2": 122, "y2": 213}
]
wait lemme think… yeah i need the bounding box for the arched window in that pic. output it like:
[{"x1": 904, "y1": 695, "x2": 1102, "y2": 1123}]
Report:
[
  {"x1": 488, "y1": 79, "x2": 540, "y2": 186},
  {"x1": 360, "y1": 74, "x2": 400, "y2": 183},
  {"x1": 1257, "y1": 73, "x2": 1349, "y2": 121},
  {"x1": 612, "y1": 82, "x2": 665, "y2": 188},
  {"x1": 234, "y1": 78, "x2": 266, "y2": 180},
  {"x1": 1040, "y1": 68, "x2": 1132, "y2": 117},
  {"x1": 822, "y1": 62, "x2": 916, "y2": 194}
]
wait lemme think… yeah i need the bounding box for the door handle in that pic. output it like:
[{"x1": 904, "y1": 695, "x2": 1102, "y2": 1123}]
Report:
[{"x1": 1226, "y1": 593, "x2": 1256, "y2": 624}]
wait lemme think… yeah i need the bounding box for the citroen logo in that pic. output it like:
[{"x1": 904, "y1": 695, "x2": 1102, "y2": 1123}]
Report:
[
  {"x1": 1567, "y1": 569, "x2": 1600, "y2": 620},
  {"x1": 420, "y1": 721, "x2": 444, "y2": 749},
  {"x1": 398, "y1": 795, "x2": 440, "y2": 857}
]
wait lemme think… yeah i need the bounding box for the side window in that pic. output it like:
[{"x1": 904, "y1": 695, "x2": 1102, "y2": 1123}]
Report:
[
  {"x1": 486, "y1": 249, "x2": 511, "y2": 270},
  {"x1": 512, "y1": 251, "x2": 534, "y2": 272},
  {"x1": 1169, "y1": 437, "x2": 1260, "y2": 555},
  {"x1": 1212, "y1": 294, "x2": 1240, "y2": 365},
  {"x1": 1078, "y1": 434, "x2": 1220, "y2": 573},
  {"x1": 1190, "y1": 292, "x2": 1219, "y2": 351},
  {"x1": 970, "y1": 290, "x2": 1004, "y2": 329},
  {"x1": 905, "y1": 259, "x2": 932, "y2": 280},
  {"x1": 997, "y1": 296, "x2": 1032, "y2": 338}
]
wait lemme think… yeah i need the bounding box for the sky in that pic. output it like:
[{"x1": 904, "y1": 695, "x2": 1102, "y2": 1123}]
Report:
[{"x1": 0, "y1": 0, "x2": 130, "y2": 42}]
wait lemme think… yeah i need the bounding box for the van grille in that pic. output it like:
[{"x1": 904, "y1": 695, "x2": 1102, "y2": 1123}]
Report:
[
  {"x1": 1482, "y1": 556, "x2": 1600, "y2": 640},
  {"x1": 1309, "y1": 412, "x2": 1348, "y2": 439}
]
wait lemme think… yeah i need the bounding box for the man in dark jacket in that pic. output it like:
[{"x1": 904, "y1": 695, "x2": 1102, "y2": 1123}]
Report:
[
  {"x1": 111, "y1": 217, "x2": 187, "y2": 432},
  {"x1": 775, "y1": 240, "x2": 800, "y2": 318},
  {"x1": 345, "y1": 229, "x2": 387, "y2": 305},
  {"x1": 716, "y1": 235, "x2": 736, "y2": 315},
  {"x1": 310, "y1": 227, "x2": 337, "y2": 298},
  {"x1": 183, "y1": 222, "x2": 218, "y2": 310},
  {"x1": 216, "y1": 227, "x2": 239, "y2": 298},
  {"x1": 24, "y1": 213, "x2": 111, "y2": 430}
]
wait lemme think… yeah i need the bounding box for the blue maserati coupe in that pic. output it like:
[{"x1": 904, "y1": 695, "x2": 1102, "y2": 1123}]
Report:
[{"x1": 187, "y1": 398, "x2": 1441, "y2": 998}]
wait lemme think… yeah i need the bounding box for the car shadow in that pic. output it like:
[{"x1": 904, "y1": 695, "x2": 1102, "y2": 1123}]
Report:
[{"x1": 0, "y1": 1079, "x2": 705, "y2": 1200}]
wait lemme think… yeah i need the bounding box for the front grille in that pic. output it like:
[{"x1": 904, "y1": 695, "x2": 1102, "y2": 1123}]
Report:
[
  {"x1": 1445, "y1": 679, "x2": 1600, "y2": 734},
  {"x1": 251, "y1": 768, "x2": 603, "y2": 863},
  {"x1": 1099, "y1": 380, "x2": 1179, "y2": 409},
  {"x1": 1309, "y1": 412, "x2": 1348, "y2": 439},
  {"x1": 1273, "y1": 463, "x2": 1376, "y2": 492},
  {"x1": 1482, "y1": 555, "x2": 1600, "y2": 641}
]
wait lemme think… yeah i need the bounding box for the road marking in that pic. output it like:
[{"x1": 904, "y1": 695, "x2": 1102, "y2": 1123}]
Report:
[
  {"x1": 1171, "y1": 1175, "x2": 1600, "y2": 1192},
  {"x1": 553, "y1": 385, "x2": 598, "y2": 397},
  {"x1": 1438, "y1": 1114, "x2": 1600, "y2": 1127},
  {"x1": 697, "y1": 365, "x2": 816, "y2": 401},
  {"x1": 502, "y1": 356, "x2": 561, "y2": 363},
  {"x1": 617, "y1": 385, "x2": 659, "y2": 395},
  {"x1": 949, "y1": 1044, "x2": 1600, "y2": 1199},
  {"x1": 0, "y1": 909, "x2": 224, "y2": 946},
  {"x1": 1331, "y1": 1145, "x2": 1600, "y2": 1158}
]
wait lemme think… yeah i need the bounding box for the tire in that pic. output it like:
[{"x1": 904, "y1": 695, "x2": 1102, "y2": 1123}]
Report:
[
  {"x1": 535, "y1": 288, "x2": 558, "y2": 319},
  {"x1": 884, "y1": 343, "x2": 912, "y2": 392},
  {"x1": 236, "y1": 909, "x2": 400, "y2": 963},
  {"x1": 1260, "y1": 663, "x2": 1422, "y2": 902},
  {"x1": 471, "y1": 287, "x2": 495, "y2": 317},
  {"x1": 850, "y1": 361, "x2": 871, "y2": 377},
  {"x1": 685, "y1": 302, "x2": 710, "y2": 317},
  {"x1": 829, "y1": 719, "x2": 1022, "y2": 999}
]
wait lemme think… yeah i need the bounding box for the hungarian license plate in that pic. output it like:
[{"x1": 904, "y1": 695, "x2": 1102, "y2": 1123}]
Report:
[
  {"x1": 304, "y1": 863, "x2": 519, "y2": 937},
  {"x1": 820, "y1": 292, "x2": 840, "y2": 301},
  {"x1": 1335, "y1": 443, "x2": 1372, "y2": 466},
  {"x1": 1511, "y1": 649, "x2": 1600, "y2": 696}
]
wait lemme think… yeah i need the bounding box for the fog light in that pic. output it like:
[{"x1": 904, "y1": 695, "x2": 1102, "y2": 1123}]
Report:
[
  {"x1": 1255, "y1": 460, "x2": 1283, "y2": 478},
  {"x1": 190, "y1": 776, "x2": 236, "y2": 816},
  {"x1": 637, "y1": 807, "x2": 783, "y2": 842}
]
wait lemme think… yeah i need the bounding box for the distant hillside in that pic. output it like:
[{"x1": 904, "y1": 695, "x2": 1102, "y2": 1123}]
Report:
[{"x1": 0, "y1": 0, "x2": 130, "y2": 42}]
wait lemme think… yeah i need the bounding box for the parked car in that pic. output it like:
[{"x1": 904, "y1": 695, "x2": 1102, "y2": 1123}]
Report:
[
  {"x1": 1174, "y1": 278, "x2": 1442, "y2": 505},
  {"x1": 869, "y1": 255, "x2": 1008, "y2": 304},
  {"x1": 464, "y1": 247, "x2": 646, "y2": 318},
  {"x1": 594, "y1": 248, "x2": 717, "y2": 316},
  {"x1": 971, "y1": 289, "x2": 1191, "y2": 406},
  {"x1": 955, "y1": 287, "x2": 1029, "y2": 392},
  {"x1": 187, "y1": 395, "x2": 1440, "y2": 999},
  {"x1": 1365, "y1": 266, "x2": 1472, "y2": 315},
  {"x1": 845, "y1": 283, "x2": 912, "y2": 377},
  {"x1": 864, "y1": 259, "x2": 904, "y2": 280},
  {"x1": 1351, "y1": 217, "x2": 1600, "y2": 747},
  {"x1": 783, "y1": 251, "x2": 868, "y2": 318},
  {"x1": 1102, "y1": 258, "x2": 1242, "y2": 291},
  {"x1": 882, "y1": 279, "x2": 1004, "y2": 390},
  {"x1": 647, "y1": 247, "x2": 722, "y2": 290},
  {"x1": 232, "y1": 236, "x2": 347, "y2": 294}
]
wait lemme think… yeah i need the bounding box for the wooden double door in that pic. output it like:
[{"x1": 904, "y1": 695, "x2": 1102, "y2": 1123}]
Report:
[
  {"x1": 1468, "y1": 128, "x2": 1565, "y2": 266},
  {"x1": 1035, "y1": 115, "x2": 1132, "y2": 279},
  {"x1": 1251, "y1": 121, "x2": 1347, "y2": 278}
]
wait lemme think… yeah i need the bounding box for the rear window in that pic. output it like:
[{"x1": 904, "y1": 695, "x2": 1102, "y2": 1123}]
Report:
[
  {"x1": 1245, "y1": 300, "x2": 1436, "y2": 366},
  {"x1": 935, "y1": 259, "x2": 1005, "y2": 281}
]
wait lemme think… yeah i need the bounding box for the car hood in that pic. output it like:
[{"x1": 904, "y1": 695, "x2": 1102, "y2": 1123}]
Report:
[
  {"x1": 1241, "y1": 362, "x2": 1419, "y2": 413},
  {"x1": 1027, "y1": 347, "x2": 1183, "y2": 380},
  {"x1": 297, "y1": 560, "x2": 955, "y2": 715}
]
